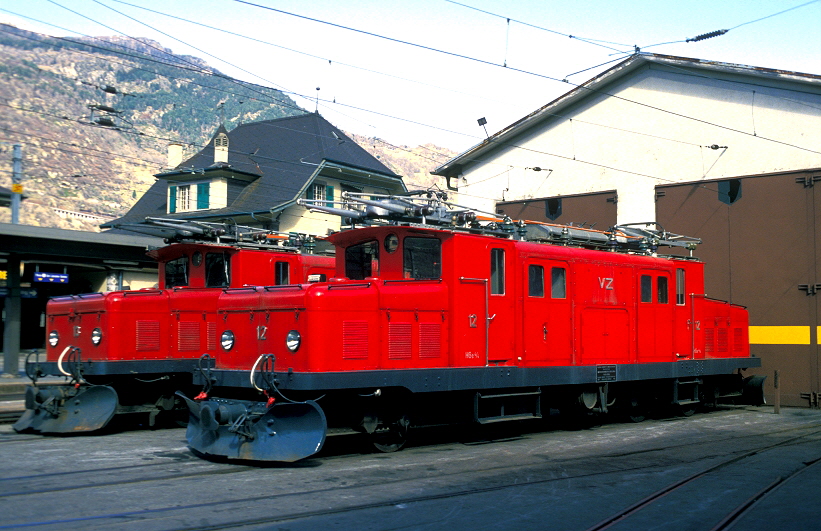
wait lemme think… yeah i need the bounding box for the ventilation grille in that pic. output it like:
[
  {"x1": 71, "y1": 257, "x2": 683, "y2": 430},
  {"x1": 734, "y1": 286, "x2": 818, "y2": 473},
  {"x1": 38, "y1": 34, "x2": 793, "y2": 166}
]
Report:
[
  {"x1": 704, "y1": 328, "x2": 714, "y2": 355},
  {"x1": 178, "y1": 321, "x2": 200, "y2": 351},
  {"x1": 733, "y1": 328, "x2": 744, "y2": 353},
  {"x1": 717, "y1": 328, "x2": 728, "y2": 353},
  {"x1": 388, "y1": 323, "x2": 412, "y2": 359},
  {"x1": 343, "y1": 321, "x2": 369, "y2": 359},
  {"x1": 419, "y1": 323, "x2": 441, "y2": 358},
  {"x1": 136, "y1": 320, "x2": 161, "y2": 351},
  {"x1": 207, "y1": 322, "x2": 217, "y2": 351}
]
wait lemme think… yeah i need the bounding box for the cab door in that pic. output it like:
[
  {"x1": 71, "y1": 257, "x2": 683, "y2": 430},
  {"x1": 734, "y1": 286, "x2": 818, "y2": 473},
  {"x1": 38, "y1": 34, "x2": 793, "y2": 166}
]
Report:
[
  {"x1": 637, "y1": 270, "x2": 674, "y2": 362},
  {"x1": 522, "y1": 260, "x2": 573, "y2": 366}
]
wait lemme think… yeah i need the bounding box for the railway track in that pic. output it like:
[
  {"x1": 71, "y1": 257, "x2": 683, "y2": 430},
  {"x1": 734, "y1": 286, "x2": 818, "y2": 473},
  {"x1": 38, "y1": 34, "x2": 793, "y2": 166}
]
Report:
[
  {"x1": 1, "y1": 408, "x2": 820, "y2": 531},
  {"x1": 583, "y1": 430, "x2": 821, "y2": 531}
]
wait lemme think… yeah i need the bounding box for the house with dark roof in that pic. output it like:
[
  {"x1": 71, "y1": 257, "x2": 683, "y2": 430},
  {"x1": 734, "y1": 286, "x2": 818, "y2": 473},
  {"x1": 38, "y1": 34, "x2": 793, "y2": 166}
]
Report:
[{"x1": 104, "y1": 113, "x2": 406, "y2": 234}]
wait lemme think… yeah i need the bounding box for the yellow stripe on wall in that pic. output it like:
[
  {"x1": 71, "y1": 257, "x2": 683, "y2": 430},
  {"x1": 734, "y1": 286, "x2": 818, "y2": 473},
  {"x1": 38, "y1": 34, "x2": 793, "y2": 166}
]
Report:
[{"x1": 749, "y1": 326, "x2": 811, "y2": 345}]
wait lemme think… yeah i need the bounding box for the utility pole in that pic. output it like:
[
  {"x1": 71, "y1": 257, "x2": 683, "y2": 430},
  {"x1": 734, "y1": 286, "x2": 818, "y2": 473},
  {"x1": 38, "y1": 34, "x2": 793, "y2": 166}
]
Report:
[
  {"x1": 2, "y1": 253, "x2": 20, "y2": 377},
  {"x1": 11, "y1": 144, "x2": 22, "y2": 224}
]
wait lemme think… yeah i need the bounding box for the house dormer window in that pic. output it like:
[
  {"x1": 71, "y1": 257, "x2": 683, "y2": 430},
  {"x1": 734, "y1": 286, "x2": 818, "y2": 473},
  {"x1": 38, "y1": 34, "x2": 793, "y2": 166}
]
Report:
[{"x1": 168, "y1": 181, "x2": 213, "y2": 213}]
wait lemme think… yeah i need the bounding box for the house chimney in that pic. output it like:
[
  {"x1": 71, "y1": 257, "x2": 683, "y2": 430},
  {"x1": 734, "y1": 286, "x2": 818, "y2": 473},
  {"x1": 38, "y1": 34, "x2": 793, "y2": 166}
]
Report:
[
  {"x1": 167, "y1": 142, "x2": 183, "y2": 169},
  {"x1": 214, "y1": 133, "x2": 229, "y2": 164}
]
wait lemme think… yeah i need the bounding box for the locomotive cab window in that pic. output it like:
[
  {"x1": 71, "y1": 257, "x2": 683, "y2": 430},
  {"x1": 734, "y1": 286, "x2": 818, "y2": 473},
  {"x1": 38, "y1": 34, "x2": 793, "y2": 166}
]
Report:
[
  {"x1": 491, "y1": 249, "x2": 505, "y2": 295},
  {"x1": 165, "y1": 256, "x2": 188, "y2": 288},
  {"x1": 657, "y1": 276, "x2": 669, "y2": 304},
  {"x1": 205, "y1": 252, "x2": 230, "y2": 287},
  {"x1": 551, "y1": 267, "x2": 566, "y2": 299},
  {"x1": 529, "y1": 265, "x2": 544, "y2": 297},
  {"x1": 676, "y1": 269, "x2": 686, "y2": 305},
  {"x1": 403, "y1": 237, "x2": 441, "y2": 279},
  {"x1": 640, "y1": 275, "x2": 652, "y2": 303},
  {"x1": 275, "y1": 261, "x2": 290, "y2": 285},
  {"x1": 345, "y1": 240, "x2": 379, "y2": 280}
]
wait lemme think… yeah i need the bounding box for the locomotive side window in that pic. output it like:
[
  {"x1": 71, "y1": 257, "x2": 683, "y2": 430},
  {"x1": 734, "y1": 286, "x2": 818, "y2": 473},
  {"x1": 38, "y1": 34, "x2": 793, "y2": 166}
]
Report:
[
  {"x1": 491, "y1": 249, "x2": 505, "y2": 294},
  {"x1": 528, "y1": 265, "x2": 544, "y2": 297},
  {"x1": 657, "y1": 276, "x2": 669, "y2": 304},
  {"x1": 345, "y1": 240, "x2": 379, "y2": 280},
  {"x1": 205, "y1": 252, "x2": 230, "y2": 287},
  {"x1": 551, "y1": 267, "x2": 566, "y2": 298},
  {"x1": 676, "y1": 269, "x2": 686, "y2": 305},
  {"x1": 165, "y1": 256, "x2": 188, "y2": 288},
  {"x1": 275, "y1": 261, "x2": 290, "y2": 285},
  {"x1": 640, "y1": 275, "x2": 652, "y2": 303},
  {"x1": 403, "y1": 237, "x2": 441, "y2": 279}
]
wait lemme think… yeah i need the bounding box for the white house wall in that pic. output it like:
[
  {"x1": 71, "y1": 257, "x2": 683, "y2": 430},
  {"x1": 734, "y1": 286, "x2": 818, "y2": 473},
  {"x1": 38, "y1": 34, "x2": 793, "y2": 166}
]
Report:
[{"x1": 455, "y1": 62, "x2": 821, "y2": 225}]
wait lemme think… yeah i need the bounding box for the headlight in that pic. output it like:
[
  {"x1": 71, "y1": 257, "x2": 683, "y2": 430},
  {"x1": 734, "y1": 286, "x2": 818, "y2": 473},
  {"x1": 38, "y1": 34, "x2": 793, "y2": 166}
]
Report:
[
  {"x1": 286, "y1": 330, "x2": 301, "y2": 352},
  {"x1": 91, "y1": 328, "x2": 103, "y2": 346},
  {"x1": 48, "y1": 330, "x2": 59, "y2": 348},
  {"x1": 221, "y1": 330, "x2": 235, "y2": 351}
]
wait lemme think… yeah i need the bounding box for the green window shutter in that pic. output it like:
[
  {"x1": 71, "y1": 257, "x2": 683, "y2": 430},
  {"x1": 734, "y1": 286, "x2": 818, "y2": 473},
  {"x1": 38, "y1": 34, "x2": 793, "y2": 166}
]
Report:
[
  {"x1": 306, "y1": 185, "x2": 315, "y2": 201},
  {"x1": 325, "y1": 185, "x2": 334, "y2": 206},
  {"x1": 196, "y1": 182, "x2": 210, "y2": 209},
  {"x1": 169, "y1": 185, "x2": 177, "y2": 213}
]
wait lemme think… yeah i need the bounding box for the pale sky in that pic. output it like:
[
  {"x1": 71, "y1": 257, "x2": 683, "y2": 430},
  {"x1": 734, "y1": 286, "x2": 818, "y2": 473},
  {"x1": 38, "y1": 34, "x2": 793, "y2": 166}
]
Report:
[{"x1": 2, "y1": 0, "x2": 820, "y2": 152}]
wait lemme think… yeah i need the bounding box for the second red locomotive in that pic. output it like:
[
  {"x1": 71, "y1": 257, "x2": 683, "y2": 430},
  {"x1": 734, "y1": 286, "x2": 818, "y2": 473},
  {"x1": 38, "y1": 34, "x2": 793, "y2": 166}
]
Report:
[{"x1": 15, "y1": 220, "x2": 335, "y2": 434}]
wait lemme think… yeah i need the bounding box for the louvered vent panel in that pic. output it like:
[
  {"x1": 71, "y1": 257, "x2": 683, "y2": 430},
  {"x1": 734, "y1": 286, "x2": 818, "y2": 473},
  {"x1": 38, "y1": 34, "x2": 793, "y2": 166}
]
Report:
[
  {"x1": 717, "y1": 328, "x2": 728, "y2": 353},
  {"x1": 388, "y1": 323, "x2": 412, "y2": 359},
  {"x1": 704, "y1": 328, "x2": 714, "y2": 355},
  {"x1": 419, "y1": 323, "x2": 441, "y2": 358},
  {"x1": 207, "y1": 322, "x2": 217, "y2": 351},
  {"x1": 178, "y1": 321, "x2": 200, "y2": 351},
  {"x1": 342, "y1": 321, "x2": 369, "y2": 359},
  {"x1": 136, "y1": 320, "x2": 160, "y2": 351},
  {"x1": 733, "y1": 328, "x2": 744, "y2": 353}
]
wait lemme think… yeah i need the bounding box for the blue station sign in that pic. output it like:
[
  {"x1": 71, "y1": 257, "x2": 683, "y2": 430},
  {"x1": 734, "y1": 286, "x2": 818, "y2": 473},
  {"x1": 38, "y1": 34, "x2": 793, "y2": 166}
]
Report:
[{"x1": 34, "y1": 272, "x2": 69, "y2": 283}]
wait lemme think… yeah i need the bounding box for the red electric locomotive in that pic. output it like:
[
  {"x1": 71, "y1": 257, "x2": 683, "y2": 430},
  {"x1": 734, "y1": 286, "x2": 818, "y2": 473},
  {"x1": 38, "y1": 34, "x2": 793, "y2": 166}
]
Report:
[
  {"x1": 15, "y1": 220, "x2": 335, "y2": 434},
  {"x1": 177, "y1": 193, "x2": 763, "y2": 462}
]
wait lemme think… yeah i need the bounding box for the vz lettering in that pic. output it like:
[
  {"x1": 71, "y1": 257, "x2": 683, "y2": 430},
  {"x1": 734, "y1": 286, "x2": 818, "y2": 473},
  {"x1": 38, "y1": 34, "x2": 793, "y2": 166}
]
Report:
[{"x1": 598, "y1": 277, "x2": 614, "y2": 290}]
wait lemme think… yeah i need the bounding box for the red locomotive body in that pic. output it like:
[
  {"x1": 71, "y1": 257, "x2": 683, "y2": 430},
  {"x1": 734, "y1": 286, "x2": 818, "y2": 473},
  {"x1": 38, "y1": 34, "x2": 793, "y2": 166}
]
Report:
[
  {"x1": 181, "y1": 195, "x2": 761, "y2": 462},
  {"x1": 16, "y1": 228, "x2": 335, "y2": 434}
]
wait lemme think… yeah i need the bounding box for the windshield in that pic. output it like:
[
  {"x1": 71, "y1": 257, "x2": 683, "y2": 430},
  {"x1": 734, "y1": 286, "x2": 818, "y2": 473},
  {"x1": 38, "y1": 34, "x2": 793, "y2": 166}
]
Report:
[
  {"x1": 345, "y1": 240, "x2": 379, "y2": 280},
  {"x1": 205, "y1": 252, "x2": 231, "y2": 287}
]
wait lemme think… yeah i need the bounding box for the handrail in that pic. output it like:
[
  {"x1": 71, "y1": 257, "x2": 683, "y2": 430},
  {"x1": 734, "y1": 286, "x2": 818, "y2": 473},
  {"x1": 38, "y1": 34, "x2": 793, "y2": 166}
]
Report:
[
  {"x1": 382, "y1": 278, "x2": 443, "y2": 284},
  {"x1": 263, "y1": 285, "x2": 305, "y2": 292},
  {"x1": 327, "y1": 282, "x2": 372, "y2": 290},
  {"x1": 122, "y1": 290, "x2": 163, "y2": 297}
]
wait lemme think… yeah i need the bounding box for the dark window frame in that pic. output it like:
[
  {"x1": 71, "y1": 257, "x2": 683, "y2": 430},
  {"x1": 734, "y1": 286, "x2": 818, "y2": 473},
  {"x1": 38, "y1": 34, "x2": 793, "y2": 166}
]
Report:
[
  {"x1": 491, "y1": 248, "x2": 505, "y2": 295},
  {"x1": 551, "y1": 267, "x2": 566, "y2": 299},
  {"x1": 403, "y1": 237, "x2": 441, "y2": 280},
  {"x1": 528, "y1": 264, "x2": 545, "y2": 297}
]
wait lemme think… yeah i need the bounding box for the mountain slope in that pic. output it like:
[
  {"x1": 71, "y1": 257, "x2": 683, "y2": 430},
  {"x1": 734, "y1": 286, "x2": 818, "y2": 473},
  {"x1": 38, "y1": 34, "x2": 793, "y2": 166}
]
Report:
[{"x1": 0, "y1": 24, "x2": 454, "y2": 230}]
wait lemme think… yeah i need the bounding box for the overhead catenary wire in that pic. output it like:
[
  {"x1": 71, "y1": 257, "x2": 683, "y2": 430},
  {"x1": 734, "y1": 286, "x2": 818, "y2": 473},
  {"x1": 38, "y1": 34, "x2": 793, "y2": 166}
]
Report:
[
  {"x1": 3, "y1": 3, "x2": 818, "y2": 208},
  {"x1": 229, "y1": 0, "x2": 821, "y2": 158},
  {"x1": 8, "y1": 2, "x2": 818, "y2": 163}
]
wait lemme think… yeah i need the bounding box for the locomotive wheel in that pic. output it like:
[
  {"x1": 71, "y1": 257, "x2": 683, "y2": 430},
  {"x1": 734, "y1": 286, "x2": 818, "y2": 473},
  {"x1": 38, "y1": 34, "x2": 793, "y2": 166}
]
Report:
[
  {"x1": 625, "y1": 395, "x2": 647, "y2": 423},
  {"x1": 371, "y1": 414, "x2": 410, "y2": 453}
]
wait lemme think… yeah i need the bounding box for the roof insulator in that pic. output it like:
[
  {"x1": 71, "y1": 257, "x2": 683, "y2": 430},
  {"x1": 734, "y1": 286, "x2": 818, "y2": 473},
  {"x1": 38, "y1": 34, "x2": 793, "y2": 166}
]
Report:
[{"x1": 686, "y1": 29, "x2": 728, "y2": 43}]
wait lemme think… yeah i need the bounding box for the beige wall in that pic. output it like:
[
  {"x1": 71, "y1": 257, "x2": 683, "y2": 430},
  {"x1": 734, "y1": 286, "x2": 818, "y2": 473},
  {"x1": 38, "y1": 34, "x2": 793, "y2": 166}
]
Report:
[
  {"x1": 280, "y1": 176, "x2": 395, "y2": 235},
  {"x1": 454, "y1": 65, "x2": 821, "y2": 225}
]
